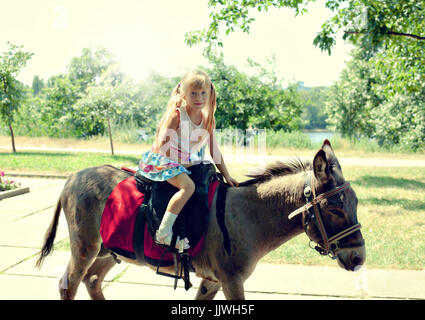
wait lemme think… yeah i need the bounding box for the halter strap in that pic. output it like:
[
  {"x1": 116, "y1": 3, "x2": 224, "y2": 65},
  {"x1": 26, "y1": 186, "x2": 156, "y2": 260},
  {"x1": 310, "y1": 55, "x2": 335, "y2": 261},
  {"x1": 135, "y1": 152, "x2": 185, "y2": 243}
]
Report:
[
  {"x1": 328, "y1": 223, "x2": 362, "y2": 244},
  {"x1": 288, "y1": 172, "x2": 362, "y2": 257},
  {"x1": 288, "y1": 180, "x2": 351, "y2": 219}
]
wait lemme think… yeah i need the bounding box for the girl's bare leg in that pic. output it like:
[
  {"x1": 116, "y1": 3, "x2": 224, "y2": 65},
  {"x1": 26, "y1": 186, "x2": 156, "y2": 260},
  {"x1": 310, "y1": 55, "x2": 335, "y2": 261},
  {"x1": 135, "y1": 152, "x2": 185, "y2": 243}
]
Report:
[
  {"x1": 166, "y1": 173, "x2": 195, "y2": 214},
  {"x1": 156, "y1": 173, "x2": 195, "y2": 246}
]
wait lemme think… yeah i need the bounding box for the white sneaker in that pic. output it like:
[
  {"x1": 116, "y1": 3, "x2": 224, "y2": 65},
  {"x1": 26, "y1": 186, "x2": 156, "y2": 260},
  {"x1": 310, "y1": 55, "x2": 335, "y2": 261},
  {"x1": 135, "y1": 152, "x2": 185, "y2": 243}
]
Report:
[{"x1": 155, "y1": 231, "x2": 190, "y2": 250}]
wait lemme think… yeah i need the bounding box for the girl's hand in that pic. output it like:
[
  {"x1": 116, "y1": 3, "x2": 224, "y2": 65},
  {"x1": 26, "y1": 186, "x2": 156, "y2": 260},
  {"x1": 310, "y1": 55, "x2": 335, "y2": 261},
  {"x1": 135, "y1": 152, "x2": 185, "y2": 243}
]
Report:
[{"x1": 224, "y1": 175, "x2": 239, "y2": 187}]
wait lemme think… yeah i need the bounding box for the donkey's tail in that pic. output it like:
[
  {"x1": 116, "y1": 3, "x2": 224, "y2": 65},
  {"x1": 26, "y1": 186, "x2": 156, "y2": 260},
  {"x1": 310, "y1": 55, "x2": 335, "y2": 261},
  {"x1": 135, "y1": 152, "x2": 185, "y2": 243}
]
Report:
[{"x1": 36, "y1": 198, "x2": 62, "y2": 269}]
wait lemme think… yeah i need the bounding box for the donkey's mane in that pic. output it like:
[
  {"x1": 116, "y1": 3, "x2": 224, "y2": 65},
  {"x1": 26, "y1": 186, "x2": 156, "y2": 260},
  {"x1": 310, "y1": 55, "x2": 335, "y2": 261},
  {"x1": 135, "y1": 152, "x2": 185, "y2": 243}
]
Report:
[{"x1": 239, "y1": 156, "x2": 312, "y2": 187}]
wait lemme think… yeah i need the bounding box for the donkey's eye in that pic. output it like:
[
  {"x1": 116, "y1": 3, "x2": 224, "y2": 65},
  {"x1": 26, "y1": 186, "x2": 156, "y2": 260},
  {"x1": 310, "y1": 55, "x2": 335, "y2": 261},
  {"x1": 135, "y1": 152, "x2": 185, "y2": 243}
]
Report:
[{"x1": 328, "y1": 208, "x2": 344, "y2": 218}]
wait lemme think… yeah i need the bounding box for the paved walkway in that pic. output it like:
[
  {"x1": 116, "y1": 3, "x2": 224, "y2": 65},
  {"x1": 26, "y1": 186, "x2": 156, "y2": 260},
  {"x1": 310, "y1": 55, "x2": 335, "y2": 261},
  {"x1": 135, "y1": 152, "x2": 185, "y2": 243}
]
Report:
[{"x1": 0, "y1": 177, "x2": 424, "y2": 300}]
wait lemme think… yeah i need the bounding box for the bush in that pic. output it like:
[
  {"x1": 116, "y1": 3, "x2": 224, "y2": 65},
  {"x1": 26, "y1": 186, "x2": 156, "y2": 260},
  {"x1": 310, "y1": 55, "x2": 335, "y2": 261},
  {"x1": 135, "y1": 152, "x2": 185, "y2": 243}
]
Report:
[{"x1": 265, "y1": 130, "x2": 312, "y2": 149}]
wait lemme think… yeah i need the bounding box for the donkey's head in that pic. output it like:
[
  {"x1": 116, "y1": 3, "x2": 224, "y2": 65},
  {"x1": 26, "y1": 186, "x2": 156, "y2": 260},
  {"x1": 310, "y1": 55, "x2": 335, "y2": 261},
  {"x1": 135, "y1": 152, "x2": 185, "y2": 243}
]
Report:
[{"x1": 302, "y1": 140, "x2": 365, "y2": 271}]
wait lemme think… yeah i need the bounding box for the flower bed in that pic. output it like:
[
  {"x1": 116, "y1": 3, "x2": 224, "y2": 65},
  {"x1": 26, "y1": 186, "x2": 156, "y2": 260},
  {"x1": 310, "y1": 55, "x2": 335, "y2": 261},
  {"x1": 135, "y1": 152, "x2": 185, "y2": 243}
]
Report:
[
  {"x1": 0, "y1": 171, "x2": 29, "y2": 200},
  {"x1": 0, "y1": 171, "x2": 21, "y2": 191}
]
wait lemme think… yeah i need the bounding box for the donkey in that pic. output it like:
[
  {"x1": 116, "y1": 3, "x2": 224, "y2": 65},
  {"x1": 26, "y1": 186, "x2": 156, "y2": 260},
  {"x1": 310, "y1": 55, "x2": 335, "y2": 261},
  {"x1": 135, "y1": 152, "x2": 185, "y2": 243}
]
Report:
[{"x1": 36, "y1": 140, "x2": 365, "y2": 300}]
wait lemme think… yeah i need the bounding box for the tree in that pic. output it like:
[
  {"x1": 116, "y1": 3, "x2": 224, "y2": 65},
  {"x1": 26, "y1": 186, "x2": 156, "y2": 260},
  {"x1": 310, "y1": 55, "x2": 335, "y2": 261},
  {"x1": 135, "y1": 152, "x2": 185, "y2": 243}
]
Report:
[
  {"x1": 326, "y1": 49, "x2": 380, "y2": 139},
  {"x1": 186, "y1": 1, "x2": 425, "y2": 98},
  {"x1": 73, "y1": 65, "x2": 126, "y2": 155},
  {"x1": 0, "y1": 42, "x2": 33, "y2": 152},
  {"x1": 327, "y1": 48, "x2": 425, "y2": 150},
  {"x1": 205, "y1": 54, "x2": 302, "y2": 131},
  {"x1": 37, "y1": 47, "x2": 119, "y2": 139},
  {"x1": 73, "y1": 86, "x2": 118, "y2": 154},
  {"x1": 41, "y1": 75, "x2": 82, "y2": 137},
  {"x1": 185, "y1": 0, "x2": 425, "y2": 56},
  {"x1": 185, "y1": 0, "x2": 308, "y2": 55},
  {"x1": 31, "y1": 75, "x2": 45, "y2": 96},
  {"x1": 133, "y1": 72, "x2": 181, "y2": 136},
  {"x1": 298, "y1": 86, "x2": 329, "y2": 129},
  {"x1": 186, "y1": 0, "x2": 425, "y2": 150},
  {"x1": 67, "y1": 46, "x2": 115, "y2": 93},
  {"x1": 317, "y1": 0, "x2": 425, "y2": 54}
]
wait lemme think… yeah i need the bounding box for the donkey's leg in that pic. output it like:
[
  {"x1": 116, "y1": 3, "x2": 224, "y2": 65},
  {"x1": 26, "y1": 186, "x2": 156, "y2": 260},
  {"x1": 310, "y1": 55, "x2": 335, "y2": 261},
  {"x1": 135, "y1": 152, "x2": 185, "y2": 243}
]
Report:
[
  {"x1": 194, "y1": 279, "x2": 221, "y2": 300},
  {"x1": 82, "y1": 255, "x2": 116, "y2": 300},
  {"x1": 59, "y1": 241, "x2": 100, "y2": 300},
  {"x1": 221, "y1": 277, "x2": 245, "y2": 300}
]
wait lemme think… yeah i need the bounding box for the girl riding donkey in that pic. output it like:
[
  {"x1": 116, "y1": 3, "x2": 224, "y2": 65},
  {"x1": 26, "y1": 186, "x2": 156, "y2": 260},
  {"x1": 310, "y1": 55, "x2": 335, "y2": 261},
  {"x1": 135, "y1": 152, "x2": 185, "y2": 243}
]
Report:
[{"x1": 138, "y1": 70, "x2": 238, "y2": 249}]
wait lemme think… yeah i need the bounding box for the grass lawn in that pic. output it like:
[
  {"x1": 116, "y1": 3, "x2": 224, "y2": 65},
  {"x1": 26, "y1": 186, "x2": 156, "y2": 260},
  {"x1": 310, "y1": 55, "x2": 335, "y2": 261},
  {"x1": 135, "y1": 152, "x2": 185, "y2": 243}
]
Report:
[
  {"x1": 0, "y1": 150, "x2": 139, "y2": 176},
  {"x1": 1, "y1": 138, "x2": 424, "y2": 270}
]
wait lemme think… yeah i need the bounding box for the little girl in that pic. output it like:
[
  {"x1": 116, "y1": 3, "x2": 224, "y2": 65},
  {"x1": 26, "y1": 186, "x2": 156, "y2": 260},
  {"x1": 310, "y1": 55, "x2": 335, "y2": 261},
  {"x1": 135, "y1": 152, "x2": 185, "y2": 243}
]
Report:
[{"x1": 137, "y1": 69, "x2": 238, "y2": 248}]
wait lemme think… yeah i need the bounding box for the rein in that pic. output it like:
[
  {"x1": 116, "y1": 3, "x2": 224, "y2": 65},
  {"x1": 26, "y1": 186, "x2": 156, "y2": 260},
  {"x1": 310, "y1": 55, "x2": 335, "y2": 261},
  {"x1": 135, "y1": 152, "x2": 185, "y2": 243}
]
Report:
[{"x1": 288, "y1": 172, "x2": 363, "y2": 259}]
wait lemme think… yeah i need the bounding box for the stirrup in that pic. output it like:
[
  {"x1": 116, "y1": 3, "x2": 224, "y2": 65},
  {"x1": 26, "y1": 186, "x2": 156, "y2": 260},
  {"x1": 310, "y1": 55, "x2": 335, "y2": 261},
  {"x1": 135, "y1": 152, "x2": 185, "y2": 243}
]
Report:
[{"x1": 156, "y1": 250, "x2": 192, "y2": 291}]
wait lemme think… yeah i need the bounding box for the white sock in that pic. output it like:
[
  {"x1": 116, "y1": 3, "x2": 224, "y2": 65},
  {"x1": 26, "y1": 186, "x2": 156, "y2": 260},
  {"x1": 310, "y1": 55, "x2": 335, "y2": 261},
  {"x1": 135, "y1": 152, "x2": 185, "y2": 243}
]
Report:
[
  {"x1": 157, "y1": 211, "x2": 178, "y2": 238},
  {"x1": 156, "y1": 211, "x2": 190, "y2": 250}
]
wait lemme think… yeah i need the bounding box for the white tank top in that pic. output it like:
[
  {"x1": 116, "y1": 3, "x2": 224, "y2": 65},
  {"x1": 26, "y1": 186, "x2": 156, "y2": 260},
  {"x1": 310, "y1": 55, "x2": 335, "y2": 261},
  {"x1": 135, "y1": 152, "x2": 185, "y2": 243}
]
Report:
[{"x1": 168, "y1": 106, "x2": 209, "y2": 166}]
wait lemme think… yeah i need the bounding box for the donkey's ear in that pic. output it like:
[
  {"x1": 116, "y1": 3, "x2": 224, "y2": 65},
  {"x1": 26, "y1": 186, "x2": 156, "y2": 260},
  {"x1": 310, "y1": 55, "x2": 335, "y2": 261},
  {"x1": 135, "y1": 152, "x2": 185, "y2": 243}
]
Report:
[
  {"x1": 322, "y1": 139, "x2": 343, "y2": 174},
  {"x1": 322, "y1": 139, "x2": 336, "y2": 160},
  {"x1": 313, "y1": 149, "x2": 331, "y2": 184},
  {"x1": 322, "y1": 139, "x2": 332, "y2": 149}
]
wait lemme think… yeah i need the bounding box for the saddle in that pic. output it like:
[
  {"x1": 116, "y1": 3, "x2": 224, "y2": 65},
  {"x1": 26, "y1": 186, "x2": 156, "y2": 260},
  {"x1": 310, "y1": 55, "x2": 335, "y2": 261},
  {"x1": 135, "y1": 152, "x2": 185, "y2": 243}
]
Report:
[
  {"x1": 100, "y1": 162, "x2": 223, "y2": 290},
  {"x1": 137, "y1": 162, "x2": 217, "y2": 253}
]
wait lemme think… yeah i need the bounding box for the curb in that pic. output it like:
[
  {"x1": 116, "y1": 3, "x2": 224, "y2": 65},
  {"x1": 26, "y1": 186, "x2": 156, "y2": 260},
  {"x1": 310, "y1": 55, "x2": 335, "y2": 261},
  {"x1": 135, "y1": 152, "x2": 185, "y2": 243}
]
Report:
[
  {"x1": 4, "y1": 172, "x2": 69, "y2": 179},
  {"x1": 0, "y1": 186, "x2": 30, "y2": 200}
]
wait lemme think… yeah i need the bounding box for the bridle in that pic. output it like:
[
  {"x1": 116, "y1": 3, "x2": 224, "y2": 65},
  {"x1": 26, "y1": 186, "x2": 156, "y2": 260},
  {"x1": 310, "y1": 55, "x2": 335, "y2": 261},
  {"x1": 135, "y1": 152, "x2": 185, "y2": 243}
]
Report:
[{"x1": 288, "y1": 172, "x2": 364, "y2": 259}]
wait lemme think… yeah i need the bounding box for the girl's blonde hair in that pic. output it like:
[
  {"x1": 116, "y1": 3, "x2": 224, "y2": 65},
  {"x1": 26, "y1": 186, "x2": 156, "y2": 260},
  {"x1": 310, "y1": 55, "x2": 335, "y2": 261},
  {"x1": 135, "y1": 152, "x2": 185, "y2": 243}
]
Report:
[{"x1": 153, "y1": 70, "x2": 216, "y2": 152}]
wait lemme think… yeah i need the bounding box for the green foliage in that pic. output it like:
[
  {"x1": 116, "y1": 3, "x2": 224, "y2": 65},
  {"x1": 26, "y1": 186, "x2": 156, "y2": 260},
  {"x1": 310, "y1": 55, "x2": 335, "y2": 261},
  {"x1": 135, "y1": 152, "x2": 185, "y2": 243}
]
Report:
[
  {"x1": 0, "y1": 73, "x2": 24, "y2": 124},
  {"x1": 325, "y1": 1, "x2": 425, "y2": 151},
  {"x1": 4, "y1": 47, "x2": 304, "y2": 141},
  {"x1": 133, "y1": 72, "x2": 181, "y2": 136},
  {"x1": 45, "y1": 77, "x2": 81, "y2": 134},
  {"x1": 326, "y1": 50, "x2": 379, "y2": 139},
  {"x1": 185, "y1": 0, "x2": 308, "y2": 54},
  {"x1": 31, "y1": 75, "x2": 44, "y2": 96},
  {"x1": 188, "y1": 0, "x2": 424, "y2": 57},
  {"x1": 0, "y1": 42, "x2": 33, "y2": 151},
  {"x1": 326, "y1": 0, "x2": 425, "y2": 54},
  {"x1": 327, "y1": 48, "x2": 425, "y2": 151},
  {"x1": 72, "y1": 65, "x2": 124, "y2": 139},
  {"x1": 265, "y1": 130, "x2": 312, "y2": 149},
  {"x1": 298, "y1": 85, "x2": 329, "y2": 129},
  {"x1": 206, "y1": 54, "x2": 303, "y2": 131},
  {"x1": 185, "y1": 0, "x2": 425, "y2": 152},
  {"x1": 12, "y1": 47, "x2": 123, "y2": 139},
  {"x1": 67, "y1": 46, "x2": 115, "y2": 93},
  {"x1": 0, "y1": 42, "x2": 33, "y2": 123}
]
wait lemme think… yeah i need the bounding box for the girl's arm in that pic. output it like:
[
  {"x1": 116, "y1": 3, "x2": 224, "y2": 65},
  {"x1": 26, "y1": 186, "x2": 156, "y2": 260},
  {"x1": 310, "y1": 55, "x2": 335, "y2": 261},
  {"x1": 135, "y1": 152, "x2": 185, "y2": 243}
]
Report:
[{"x1": 209, "y1": 131, "x2": 239, "y2": 187}]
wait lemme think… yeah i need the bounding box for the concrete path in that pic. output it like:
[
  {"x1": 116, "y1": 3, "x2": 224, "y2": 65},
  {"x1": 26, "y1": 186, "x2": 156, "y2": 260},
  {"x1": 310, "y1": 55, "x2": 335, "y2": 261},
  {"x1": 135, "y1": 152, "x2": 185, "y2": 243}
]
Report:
[{"x1": 0, "y1": 177, "x2": 424, "y2": 300}]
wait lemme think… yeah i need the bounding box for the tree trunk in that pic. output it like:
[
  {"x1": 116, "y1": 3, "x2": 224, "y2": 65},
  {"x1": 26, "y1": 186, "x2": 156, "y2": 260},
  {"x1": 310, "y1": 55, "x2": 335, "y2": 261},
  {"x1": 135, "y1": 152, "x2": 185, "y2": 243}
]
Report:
[
  {"x1": 107, "y1": 117, "x2": 114, "y2": 156},
  {"x1": 8, "y1": 121, "x2": 16, "y2": 153}
]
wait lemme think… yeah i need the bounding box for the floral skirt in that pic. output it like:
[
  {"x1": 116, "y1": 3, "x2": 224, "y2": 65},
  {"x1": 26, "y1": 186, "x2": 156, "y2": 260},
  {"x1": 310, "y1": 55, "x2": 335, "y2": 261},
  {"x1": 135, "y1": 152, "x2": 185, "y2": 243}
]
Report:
[{"x1": 137, "y1": 150, "x2": 191, "y2": 182}]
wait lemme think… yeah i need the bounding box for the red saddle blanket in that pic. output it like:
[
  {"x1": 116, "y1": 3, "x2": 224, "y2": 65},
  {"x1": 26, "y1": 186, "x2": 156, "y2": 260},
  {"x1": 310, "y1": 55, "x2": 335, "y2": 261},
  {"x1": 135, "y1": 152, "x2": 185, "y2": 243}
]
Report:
[{"x1": 99, "y1": 176, "x2": 218, "y2": 265}]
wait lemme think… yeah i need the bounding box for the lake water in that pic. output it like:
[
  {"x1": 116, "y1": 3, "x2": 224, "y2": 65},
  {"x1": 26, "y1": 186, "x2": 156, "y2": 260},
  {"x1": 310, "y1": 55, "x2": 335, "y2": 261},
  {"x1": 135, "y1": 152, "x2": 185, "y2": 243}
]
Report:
[{"x1": 304, "y1": 131, "x2": 339, "y2": 144}]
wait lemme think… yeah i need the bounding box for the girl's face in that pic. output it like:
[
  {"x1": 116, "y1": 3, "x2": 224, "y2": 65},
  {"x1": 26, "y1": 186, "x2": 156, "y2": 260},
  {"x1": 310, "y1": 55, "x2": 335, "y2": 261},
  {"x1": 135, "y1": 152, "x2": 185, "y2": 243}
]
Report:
[{"x1": 183, "y1": 85, "x2": 209, "y2": 111}]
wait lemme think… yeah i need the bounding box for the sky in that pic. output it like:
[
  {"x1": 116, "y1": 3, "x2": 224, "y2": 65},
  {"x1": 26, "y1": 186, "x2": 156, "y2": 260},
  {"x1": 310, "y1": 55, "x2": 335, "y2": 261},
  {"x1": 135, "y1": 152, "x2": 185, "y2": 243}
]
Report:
[{"x1": 0, "y1": 0, "x2": 353, "y2": 88}]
